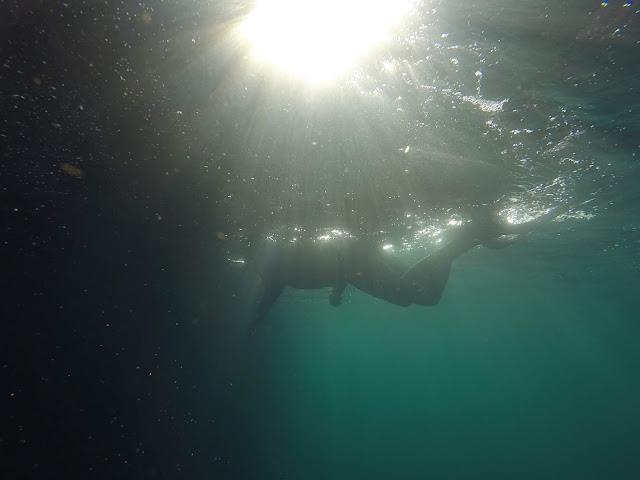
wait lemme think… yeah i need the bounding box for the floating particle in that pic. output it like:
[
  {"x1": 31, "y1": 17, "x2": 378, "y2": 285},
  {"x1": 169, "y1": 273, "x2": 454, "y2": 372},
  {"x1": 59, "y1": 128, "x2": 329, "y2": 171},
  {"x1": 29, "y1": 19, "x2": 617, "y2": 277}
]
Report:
[{"x1": 61, "y1": 163, "x2": 85, "y2": 178}]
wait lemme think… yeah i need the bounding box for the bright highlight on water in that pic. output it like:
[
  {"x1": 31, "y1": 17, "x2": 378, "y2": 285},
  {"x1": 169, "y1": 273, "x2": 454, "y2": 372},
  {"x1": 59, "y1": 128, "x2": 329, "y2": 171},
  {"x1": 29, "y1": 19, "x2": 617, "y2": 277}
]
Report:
[{"x1": 241, "y1": 0, "x2": 413, "y2": 81}]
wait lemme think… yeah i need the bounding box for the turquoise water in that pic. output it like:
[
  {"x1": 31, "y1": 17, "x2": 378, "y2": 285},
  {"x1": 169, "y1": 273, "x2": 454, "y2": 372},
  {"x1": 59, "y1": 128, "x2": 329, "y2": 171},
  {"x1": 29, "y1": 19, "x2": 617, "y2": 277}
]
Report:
[
  {"x1": 219, "y1": 248, "x2": 640, "y2": 479},
  {"x1": 2, "y1": 0, "x2": 639, "y2": 478}
]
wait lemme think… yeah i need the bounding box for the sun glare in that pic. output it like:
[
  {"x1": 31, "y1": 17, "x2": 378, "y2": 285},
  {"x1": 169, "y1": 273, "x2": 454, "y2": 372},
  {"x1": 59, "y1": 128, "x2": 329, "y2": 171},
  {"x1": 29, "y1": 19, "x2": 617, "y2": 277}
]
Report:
[{"x1": 240, "y1": 0, "x2": 413, "y2": 82}]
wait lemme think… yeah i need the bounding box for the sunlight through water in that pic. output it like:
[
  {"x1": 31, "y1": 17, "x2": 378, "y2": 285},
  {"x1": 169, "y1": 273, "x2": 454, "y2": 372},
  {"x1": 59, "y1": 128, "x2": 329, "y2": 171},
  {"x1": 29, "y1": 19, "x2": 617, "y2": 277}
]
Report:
[{"x1": 240, "y1": 0, "x2": 414, "y2": 81}]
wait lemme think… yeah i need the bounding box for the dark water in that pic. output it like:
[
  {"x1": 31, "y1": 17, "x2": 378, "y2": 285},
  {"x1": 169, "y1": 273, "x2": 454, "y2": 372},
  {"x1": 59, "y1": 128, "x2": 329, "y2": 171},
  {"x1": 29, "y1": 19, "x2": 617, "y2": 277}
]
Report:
[{"x1": 1, "y1": 1, "x2": 639, "y2": 478}]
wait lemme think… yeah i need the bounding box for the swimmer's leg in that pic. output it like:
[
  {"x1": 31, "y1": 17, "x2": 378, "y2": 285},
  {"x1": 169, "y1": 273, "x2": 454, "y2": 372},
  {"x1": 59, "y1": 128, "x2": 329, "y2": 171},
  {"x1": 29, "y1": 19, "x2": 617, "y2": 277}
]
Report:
[
  {"x1": 329, "y1": 280, "x2": 347, "y2": 306},
  {"x1": 345, "y1": 248, "x2": 412, "y2": 307},
  {"x1": 246, "y1": 281, "x2": 285, "y2": 336},
  {"x1": 400, "y1": 208, "x2": 519, "y2": 306},
  {"x1": 403, "y1": 200, "x2": 581, "y2": 306},
  {"x1": 401, "y1": 253, "x2": 452, "y2": 306},
  {"x1": 400, "y1": 215, "x2": 495, "y2": 305},
  {"x1": 482, "y1": 235, "x2": 526, "y2": 249},
  {"x1": 483, "y1": 201, "x2": 583, "y2": 248},
  {"x1": 499, "y1": 201, "x2": 579, "y2": 236}
]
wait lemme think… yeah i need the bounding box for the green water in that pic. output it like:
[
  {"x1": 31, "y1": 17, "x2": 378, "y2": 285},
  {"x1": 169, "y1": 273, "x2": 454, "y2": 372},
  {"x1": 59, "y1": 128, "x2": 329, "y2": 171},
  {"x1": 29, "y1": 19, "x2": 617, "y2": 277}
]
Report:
[{"x1": 217, "y1": 246, "x2": 639, "y2": 479}]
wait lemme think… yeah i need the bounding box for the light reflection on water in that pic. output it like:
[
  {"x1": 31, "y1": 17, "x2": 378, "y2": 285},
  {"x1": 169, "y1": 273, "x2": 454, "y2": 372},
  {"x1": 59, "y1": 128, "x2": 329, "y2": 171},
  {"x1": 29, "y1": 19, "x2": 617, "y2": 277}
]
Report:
[
  {"x1": 205, "y1": 1, "x2": 630, "y2": 270},
  {"x1": 224, "y1": 201, "x2": 594, "y2": 269}
]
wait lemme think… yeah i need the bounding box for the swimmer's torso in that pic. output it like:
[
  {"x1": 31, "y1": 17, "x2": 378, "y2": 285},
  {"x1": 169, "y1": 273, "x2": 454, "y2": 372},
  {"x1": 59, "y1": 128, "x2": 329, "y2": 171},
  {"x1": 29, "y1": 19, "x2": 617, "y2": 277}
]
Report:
[{"x1": 249, "y1": 228, "x2": 383, "y2": 290}]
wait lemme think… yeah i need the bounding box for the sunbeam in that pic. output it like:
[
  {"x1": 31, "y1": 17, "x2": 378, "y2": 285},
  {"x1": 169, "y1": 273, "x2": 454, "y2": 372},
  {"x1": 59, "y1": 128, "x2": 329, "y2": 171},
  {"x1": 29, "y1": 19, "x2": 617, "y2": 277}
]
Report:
[{"x1": 240, "y1": 0, "x2": 414, "y2": 82}]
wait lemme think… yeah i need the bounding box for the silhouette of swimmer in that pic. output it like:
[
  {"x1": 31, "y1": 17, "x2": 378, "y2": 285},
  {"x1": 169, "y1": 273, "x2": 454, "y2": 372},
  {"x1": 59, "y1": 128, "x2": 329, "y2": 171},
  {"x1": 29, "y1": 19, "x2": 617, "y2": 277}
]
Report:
[{"x1": 245, "y1": 203, "x2": 577, "y2": 335}]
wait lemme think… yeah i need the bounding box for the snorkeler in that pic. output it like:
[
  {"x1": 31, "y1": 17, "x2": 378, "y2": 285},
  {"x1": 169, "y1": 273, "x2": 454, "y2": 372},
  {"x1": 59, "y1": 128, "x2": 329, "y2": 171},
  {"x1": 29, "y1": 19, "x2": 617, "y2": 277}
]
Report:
[{"x1": 244, "y1": 202, "x2": 577, "y2": 335}]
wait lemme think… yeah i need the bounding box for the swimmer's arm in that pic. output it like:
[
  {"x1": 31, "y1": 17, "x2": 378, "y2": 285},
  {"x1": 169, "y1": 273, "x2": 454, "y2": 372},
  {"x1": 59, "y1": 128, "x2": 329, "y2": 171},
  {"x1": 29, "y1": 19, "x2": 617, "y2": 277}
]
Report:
[{"x1": 247, "y1": 282, "x2": 285, "y2": 336}]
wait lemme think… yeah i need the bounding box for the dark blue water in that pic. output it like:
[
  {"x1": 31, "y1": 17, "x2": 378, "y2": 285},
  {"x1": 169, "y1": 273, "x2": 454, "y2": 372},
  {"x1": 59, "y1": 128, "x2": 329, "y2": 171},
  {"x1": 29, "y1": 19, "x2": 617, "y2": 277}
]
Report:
[{"x1": 1, "y1": 1, "x2": 639, "y2": 478}]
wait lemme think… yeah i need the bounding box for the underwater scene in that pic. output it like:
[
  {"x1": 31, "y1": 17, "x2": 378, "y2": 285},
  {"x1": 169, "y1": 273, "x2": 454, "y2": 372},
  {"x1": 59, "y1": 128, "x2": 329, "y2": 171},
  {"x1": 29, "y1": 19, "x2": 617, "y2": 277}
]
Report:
[{"x1": 1, "y1": 0, "x2": 639, "y2": 478}]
